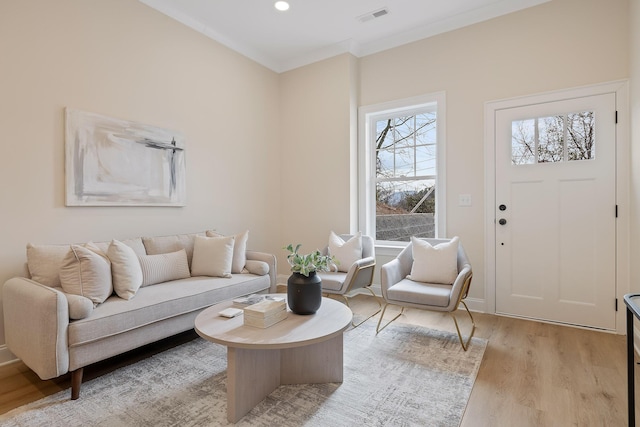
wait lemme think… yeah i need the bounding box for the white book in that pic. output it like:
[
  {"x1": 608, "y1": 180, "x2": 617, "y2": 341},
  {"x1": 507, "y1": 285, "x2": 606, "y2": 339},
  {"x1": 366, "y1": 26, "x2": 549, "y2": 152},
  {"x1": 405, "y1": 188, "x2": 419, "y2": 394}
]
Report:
[{"x1": 218, "y1": 307, "x2": 244, "y2": 318}]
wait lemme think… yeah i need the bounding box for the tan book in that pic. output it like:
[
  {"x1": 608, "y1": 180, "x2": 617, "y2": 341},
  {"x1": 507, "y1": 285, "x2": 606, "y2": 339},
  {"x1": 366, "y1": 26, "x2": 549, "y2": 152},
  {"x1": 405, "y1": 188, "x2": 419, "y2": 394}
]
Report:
[
  {"x1": 243, "y1": 309, "x2": 288, "y2": 328},
  {"x1": 243, "y1": 299, "x2": 286, "y2": 318}
]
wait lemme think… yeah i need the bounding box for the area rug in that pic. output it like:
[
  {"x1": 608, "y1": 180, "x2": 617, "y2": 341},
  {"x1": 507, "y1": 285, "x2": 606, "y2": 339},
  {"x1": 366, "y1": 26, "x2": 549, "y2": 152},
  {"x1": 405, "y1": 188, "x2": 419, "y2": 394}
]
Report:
[{"x1": 1, "y1": 321, "x2": 486, "y2": 427}]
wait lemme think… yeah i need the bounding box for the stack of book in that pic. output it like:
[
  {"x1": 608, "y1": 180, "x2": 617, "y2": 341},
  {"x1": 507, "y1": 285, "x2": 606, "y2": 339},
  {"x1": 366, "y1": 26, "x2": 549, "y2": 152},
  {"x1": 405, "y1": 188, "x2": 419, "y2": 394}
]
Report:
[{"x1": 243, "y1": 298, "x2": 287, "y2": 328}]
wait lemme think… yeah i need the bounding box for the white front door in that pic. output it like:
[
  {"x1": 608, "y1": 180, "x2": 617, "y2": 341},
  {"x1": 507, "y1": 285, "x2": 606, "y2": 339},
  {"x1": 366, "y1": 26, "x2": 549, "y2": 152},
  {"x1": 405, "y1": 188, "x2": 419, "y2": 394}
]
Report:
[{"x1": 494, "y1": 93, "x2": 617, "y2": 330}]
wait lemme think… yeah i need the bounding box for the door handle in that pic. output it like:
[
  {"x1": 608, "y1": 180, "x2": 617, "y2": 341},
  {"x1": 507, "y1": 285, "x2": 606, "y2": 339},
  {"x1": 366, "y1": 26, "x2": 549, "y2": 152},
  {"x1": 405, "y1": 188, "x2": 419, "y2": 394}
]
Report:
[{"x1": 499, "y1": 218, "x2": 507, "y2": 225}]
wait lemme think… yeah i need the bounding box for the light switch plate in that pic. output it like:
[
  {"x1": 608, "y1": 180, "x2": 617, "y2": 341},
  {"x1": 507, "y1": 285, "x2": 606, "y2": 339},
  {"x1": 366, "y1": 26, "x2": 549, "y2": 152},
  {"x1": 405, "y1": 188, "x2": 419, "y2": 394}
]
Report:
[{"x1": 458, "y1": 194, "x2": 472, "y2": 207}]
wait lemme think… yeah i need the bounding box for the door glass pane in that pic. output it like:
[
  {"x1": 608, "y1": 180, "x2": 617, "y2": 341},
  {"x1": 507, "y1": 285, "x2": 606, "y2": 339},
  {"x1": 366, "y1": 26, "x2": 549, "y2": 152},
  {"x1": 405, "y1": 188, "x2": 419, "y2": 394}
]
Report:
[
  {"x1": 511, "y1": 119, "x2": 535, "y2": 165},
  {"x1": 538, "y1": 116, "x2": 564, "y2": 163},
  {"x1": 511, "y1": 111, "x2": 595, "y2": 166},
  {"x1": 567, "y1": 111, "x2": 595, "y2": 161}
]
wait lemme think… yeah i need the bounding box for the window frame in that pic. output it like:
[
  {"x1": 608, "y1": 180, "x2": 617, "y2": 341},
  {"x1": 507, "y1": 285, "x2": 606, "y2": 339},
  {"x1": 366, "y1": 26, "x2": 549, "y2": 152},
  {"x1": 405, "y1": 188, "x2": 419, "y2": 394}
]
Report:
[{"x1": 358, "y1": 92, "x2": 447, "y2": 247}]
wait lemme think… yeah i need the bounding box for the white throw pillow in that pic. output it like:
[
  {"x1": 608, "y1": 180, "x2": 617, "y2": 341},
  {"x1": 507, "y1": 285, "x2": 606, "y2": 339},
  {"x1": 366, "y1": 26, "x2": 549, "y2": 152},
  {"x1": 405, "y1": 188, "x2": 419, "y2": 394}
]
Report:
[
  {"x1": 192, "y1": 235, "x2": 235, "y2": 278},
  {"x1": 328, "y1": 231, "x2": 362, "y2": 273},
  {"x1": 408, "y1": 236, "x2": 459, "y2": 285},
  {"x1": 108, "y1": 239, "x2": 143, "y2": 299},
  {"x1": 206, "y1": 229, "x2": 248, "y2": 273},
  {"x1": 59, "y1": 245, "x2": 113, "y2": 306},
  {"x1": 138, "y1": 249, "x2": 191, "y2": 287}
]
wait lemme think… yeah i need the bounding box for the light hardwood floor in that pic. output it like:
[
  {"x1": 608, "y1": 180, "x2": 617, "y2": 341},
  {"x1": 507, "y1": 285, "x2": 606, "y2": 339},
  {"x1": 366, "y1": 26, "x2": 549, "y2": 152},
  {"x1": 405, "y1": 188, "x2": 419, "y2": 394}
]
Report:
[{"x1": 0, "y1": 294, "x2": 632, "y2": 425}]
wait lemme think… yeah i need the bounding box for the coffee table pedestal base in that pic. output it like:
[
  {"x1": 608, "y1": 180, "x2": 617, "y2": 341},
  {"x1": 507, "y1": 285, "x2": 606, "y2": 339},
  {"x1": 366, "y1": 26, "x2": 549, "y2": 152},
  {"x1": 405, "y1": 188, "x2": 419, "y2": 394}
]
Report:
[{"x1": 226, "y1": 334, "x2": 343, "y2": 423}]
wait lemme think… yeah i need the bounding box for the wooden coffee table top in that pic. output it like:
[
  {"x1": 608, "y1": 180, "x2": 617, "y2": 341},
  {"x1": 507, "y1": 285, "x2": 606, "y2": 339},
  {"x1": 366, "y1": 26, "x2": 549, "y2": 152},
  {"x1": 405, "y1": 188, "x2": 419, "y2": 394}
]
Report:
[{"x1": 195, "y1": 294, "x2": 352, "y2": 350}]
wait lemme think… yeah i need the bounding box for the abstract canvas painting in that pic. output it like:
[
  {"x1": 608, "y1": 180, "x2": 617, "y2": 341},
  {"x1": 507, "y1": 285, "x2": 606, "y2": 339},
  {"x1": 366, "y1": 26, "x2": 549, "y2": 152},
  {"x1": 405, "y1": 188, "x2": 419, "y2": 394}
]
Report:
[{"x1": 65, "y1": 108, "x2": 186, "y2": 206}]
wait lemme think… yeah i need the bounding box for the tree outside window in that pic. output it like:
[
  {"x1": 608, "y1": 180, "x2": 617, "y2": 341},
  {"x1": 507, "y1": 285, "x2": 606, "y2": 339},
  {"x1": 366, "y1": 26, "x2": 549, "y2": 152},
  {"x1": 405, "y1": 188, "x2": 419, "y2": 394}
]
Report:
[
  {"x1": 375, "y1": 110, "x2": 437, "y2": 242},
  {"x1": 511, "y1": 111, "x2": 595, "y2": 165}
]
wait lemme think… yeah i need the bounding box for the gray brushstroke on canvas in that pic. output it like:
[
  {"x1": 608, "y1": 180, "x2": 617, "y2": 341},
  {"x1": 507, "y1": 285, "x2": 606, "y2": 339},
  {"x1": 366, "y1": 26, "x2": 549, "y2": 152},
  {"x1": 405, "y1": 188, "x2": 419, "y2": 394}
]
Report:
[{"x1": 136, "y1": 137, "x2": 184, "y2": 197}]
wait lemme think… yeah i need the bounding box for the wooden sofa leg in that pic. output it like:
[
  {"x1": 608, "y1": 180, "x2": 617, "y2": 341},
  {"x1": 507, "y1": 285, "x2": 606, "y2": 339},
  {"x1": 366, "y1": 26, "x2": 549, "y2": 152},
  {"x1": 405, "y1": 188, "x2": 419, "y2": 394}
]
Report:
[{"x1": 71, "y1": 368, "x2": 83, "y2": 400}]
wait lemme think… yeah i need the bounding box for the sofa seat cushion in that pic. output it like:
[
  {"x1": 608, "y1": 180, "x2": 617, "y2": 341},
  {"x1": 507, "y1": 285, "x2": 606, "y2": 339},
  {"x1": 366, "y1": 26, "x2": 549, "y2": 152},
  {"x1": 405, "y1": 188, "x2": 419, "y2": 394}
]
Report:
[
  {"x1": 67, "y1": 274, "x2": 270, "y2": 347},
  {"x1": 386, "y1": 278, "x2": 451, "y2": 308}
]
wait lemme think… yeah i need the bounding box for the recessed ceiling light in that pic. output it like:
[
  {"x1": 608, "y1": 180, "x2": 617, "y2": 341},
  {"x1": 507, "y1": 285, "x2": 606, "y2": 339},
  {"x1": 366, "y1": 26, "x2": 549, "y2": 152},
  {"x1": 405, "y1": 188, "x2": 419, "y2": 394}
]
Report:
[{"x1": 274, "y1": 1, "x2": 290, "y2": 11}]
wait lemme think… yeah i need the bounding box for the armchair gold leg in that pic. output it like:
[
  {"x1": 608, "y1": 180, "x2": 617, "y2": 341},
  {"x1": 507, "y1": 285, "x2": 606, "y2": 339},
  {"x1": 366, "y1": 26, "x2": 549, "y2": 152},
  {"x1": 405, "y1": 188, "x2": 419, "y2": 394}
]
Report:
[
  {"x1": 450, "y1": 300, "x2": 476, "y2": 351},
  {"x1": 375, "y1": 303, "x2": 405, "y2": 334},
  {"x1": 326, "y1": 287, "x2": 383, "y2": 328}
]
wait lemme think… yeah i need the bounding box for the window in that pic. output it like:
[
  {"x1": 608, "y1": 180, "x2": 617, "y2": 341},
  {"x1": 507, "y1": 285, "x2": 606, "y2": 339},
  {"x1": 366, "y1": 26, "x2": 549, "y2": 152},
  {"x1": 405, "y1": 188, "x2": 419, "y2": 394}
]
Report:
[
  {"x1": 511, "y1": 110, "x2": 595, "y2": 165},
  {"x1": 359, "y1": 93, "x2": 445, "y2": 243}
]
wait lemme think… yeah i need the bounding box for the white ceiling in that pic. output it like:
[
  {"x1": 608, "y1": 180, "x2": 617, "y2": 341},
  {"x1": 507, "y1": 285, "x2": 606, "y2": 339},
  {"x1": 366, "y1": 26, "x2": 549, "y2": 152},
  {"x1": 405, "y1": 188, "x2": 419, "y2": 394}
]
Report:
[{"x1": 139, "y1": 0, "x2": 550, "y2": 73}]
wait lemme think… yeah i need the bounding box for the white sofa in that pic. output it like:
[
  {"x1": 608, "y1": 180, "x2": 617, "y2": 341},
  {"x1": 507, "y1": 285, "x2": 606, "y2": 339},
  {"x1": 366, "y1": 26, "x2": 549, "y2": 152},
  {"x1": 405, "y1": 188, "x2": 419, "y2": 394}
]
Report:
[{"x1": 2, "y1": 231, "x2": 276, "y2": 399}]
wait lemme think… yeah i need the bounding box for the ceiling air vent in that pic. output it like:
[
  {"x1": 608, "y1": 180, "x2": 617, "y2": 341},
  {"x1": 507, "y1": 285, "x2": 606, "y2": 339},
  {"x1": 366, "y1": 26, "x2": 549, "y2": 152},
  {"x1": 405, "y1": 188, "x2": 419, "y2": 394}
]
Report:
[{"x1": 358, "y1": 7, "x2": 390, "y2": 23}]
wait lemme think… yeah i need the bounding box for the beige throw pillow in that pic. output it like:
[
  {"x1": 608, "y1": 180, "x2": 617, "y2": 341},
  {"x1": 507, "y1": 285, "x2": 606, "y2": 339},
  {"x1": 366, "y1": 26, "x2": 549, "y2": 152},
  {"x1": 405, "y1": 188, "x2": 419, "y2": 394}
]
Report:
[
  {"x1": 52, "y1": 287, "x2": 95, "y2": 320},
  {"x1": 244, "y1": 260, "x2": 269, "y2": 276},
  {"x1": 138, "y1": 249, "x2": 191, "y2": 287},
  {"x1": 408, "y1": 236, "x2": 459, "y2": 285},
  {"x1": 206, "y1": 230, "x2": 248, "y2": 273},
  {"x1": 192, "y1": 235, "x2": 235, "y2": 278},
  {"x1": 59, "y1": 245, "x2": 113, "y2": 306},
  {"x1": 328, "y1": 231, "x2": 362, "y2": 273},
  {"x1": 108, "y1": 239, "x2": 143, "y2": 299}
]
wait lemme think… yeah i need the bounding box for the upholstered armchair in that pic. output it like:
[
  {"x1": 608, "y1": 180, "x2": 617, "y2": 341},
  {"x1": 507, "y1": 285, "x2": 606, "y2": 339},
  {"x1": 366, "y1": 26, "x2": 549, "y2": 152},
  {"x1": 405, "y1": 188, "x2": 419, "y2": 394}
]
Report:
[
  {"x1": 376, "y1": 237, "x2": 475, "y2": 350},
  {"x1": 317, "y1": 232, "x2": 381, "y2": 327}
]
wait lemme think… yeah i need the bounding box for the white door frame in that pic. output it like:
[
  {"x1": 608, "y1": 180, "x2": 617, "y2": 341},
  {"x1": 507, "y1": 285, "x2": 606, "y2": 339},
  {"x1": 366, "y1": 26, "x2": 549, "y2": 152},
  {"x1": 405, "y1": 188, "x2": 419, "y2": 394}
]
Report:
[{"x1": 484, "y1": 80, "x2": 630, "y2": 334}]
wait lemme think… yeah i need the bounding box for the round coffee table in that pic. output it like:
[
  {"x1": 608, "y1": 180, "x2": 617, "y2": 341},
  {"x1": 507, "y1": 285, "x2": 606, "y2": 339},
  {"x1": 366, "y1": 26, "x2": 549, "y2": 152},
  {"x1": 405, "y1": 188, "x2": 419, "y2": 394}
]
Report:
[{"x1": 195, "y1": 295, "x2": 352, "y2": 423}]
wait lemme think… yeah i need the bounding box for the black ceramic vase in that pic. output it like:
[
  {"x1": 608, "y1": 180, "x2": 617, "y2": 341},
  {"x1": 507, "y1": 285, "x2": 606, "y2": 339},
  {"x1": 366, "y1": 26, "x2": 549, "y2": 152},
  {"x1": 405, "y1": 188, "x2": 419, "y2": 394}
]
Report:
[{"x1": 287, "y1": 271, "x2": 322, "y2": 315}]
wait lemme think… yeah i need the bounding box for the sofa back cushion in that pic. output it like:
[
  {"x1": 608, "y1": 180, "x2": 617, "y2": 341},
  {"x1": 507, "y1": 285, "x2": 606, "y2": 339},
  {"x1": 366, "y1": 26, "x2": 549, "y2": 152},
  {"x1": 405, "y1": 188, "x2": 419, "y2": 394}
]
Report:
[
  {"x1": 26, "y1": 238, "x2": 146, "y2": 288},
  {"x1": 142, "y1": 232, "x2": 205, "y2": 268},
  {"x1": 93, "y1": 238, "x2": 146, "y2": 258}
]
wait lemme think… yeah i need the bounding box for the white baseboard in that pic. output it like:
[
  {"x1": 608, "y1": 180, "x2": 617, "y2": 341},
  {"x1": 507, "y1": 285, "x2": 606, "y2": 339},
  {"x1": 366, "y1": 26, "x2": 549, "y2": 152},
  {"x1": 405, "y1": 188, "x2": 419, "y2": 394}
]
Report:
[
  {"x1": 0, "y1": 344, "x2": 18, "y2": 367},
  {"x1": 463, "y1": 297, "x2": 486, "y2": 313}
]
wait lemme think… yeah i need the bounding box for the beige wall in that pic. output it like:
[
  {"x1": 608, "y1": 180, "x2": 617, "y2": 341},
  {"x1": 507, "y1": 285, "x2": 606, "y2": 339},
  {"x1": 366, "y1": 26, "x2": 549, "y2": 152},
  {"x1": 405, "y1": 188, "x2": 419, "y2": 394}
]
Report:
[
  {"x1": 278, "y1": 54, "x2": 358, "y2": 266},
  {"x1": 358, "y1": 0, "x2": 629, "y2": 303},
  {"x1": 0, "y1": 0, "x2": 281, "y2": 360}
]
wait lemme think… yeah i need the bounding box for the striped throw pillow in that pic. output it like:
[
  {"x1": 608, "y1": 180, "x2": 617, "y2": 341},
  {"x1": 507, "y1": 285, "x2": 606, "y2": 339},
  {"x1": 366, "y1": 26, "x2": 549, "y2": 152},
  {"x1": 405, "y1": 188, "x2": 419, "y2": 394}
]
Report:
[{"x1": 138, "y1": 249, "x2": 191, "y2": 287}]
